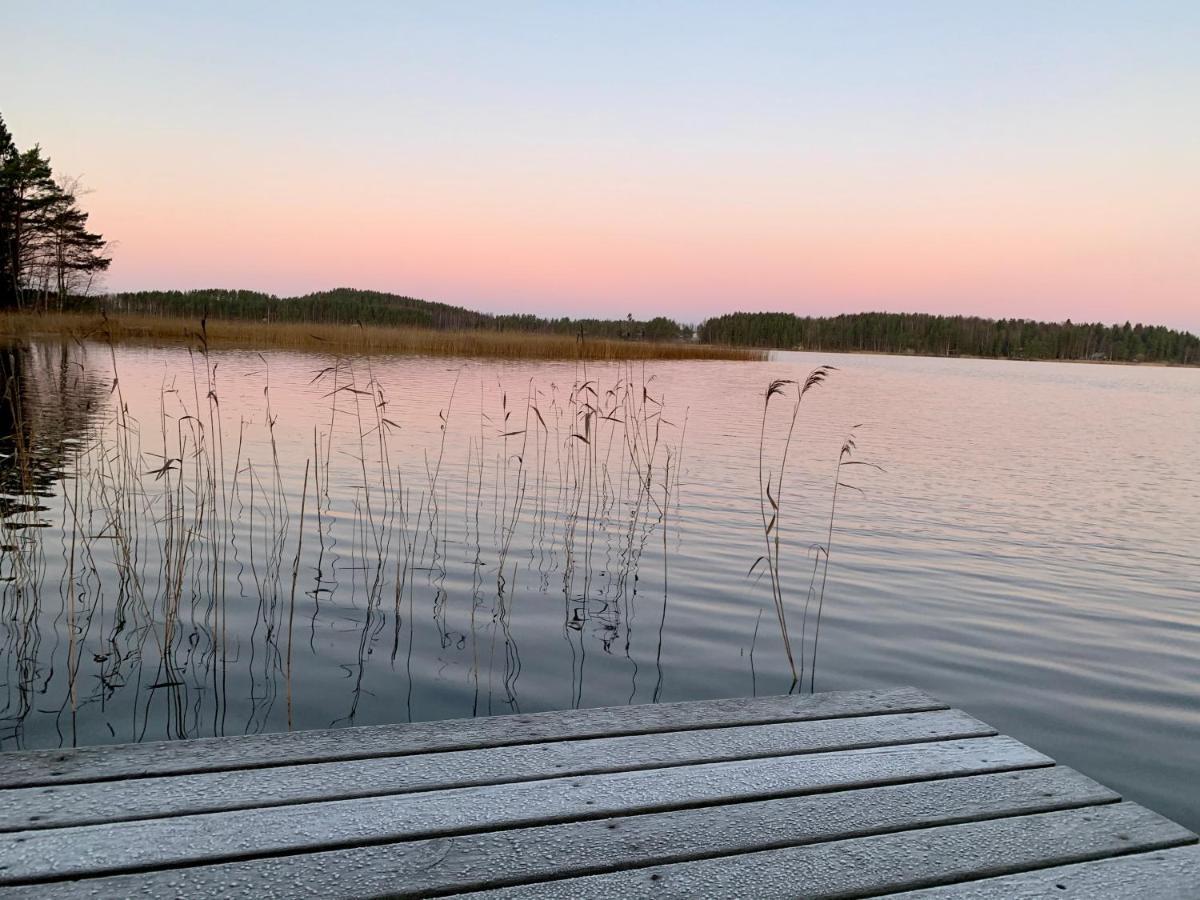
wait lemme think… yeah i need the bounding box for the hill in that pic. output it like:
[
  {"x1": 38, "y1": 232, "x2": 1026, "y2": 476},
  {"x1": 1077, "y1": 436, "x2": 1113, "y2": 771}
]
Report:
[{"x1": 100, "y1": 288, "x2": 691, "y2": 341}]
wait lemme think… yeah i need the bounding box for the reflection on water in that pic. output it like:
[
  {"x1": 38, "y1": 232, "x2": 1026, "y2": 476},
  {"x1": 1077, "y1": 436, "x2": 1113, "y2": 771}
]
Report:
[
  {"x1": 1, "y1": 341, "x2": 699, "y2": 751},
  {"x1": 0, "y1": 340, "x2": 1197, "y2": 830},
  {"x1": 0, "y1": 344, "x2": 106, "y2": 521}
]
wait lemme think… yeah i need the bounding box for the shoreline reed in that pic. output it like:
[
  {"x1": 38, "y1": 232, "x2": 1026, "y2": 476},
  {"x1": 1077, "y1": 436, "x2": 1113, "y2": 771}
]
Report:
[{"x1": 0, "y1": 312, "x2": 765, "y2": 362}]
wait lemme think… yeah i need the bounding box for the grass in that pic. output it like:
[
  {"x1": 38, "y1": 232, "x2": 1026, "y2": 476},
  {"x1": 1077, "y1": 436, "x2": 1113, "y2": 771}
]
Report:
[{"x1": 0, "y1": 311, "x2": 765, "y2": 361}]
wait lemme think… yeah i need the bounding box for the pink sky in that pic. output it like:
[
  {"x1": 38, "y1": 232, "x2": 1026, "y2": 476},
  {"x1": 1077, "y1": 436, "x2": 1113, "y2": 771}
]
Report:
[{"x1": 6, "y1": 3, "x2": 1198, "y2": 331}]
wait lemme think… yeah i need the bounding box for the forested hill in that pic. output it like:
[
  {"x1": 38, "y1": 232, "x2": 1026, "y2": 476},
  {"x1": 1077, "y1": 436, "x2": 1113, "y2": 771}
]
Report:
[
  {"x1": 93, "y1": 290, "x2": 1199, "y2": 363},
  {"x1": 105, "y1": 288, "x2": 490, "y2": 330},
  {"x1": 101, "y1": 288, "x2": 691, "y2": 341},
  {"x1": 698, "y1": 311, "x2": 1200, "y2": 365}
]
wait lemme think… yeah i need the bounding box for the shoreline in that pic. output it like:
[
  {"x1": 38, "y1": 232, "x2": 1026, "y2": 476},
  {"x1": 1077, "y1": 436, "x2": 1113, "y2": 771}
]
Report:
[
  {"x1": 772, "y1": 347, "x2": 1198, "y2": 368},
  {"x1": 3, "y1": 312, "x2": 1194, "y2": 367},
  {"x1": 0, "y1": 311, "x2": 763, "y2": 362}
]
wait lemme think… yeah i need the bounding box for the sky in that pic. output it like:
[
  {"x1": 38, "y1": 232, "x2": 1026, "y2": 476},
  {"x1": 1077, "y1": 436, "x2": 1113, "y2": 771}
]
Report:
[{"x1": 4, "y1": 2, "x2": 1198, "y2": 330}]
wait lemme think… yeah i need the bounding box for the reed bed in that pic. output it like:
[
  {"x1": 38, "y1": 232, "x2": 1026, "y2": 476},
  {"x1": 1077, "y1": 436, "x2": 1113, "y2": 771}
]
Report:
[
  {"x1": 0, "y1": 333, "x2": 701, "y2": 742},
  {"x1": 1, "y1": 331, "x2": 864, "y2": 746},
  {"x1": 0, "y1": 312, "x2": 764, "y2": 361}
]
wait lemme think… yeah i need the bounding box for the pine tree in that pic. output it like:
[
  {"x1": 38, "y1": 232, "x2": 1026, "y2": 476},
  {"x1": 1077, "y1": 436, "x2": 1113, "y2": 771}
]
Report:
[
  {"x1": 40, "y1": 176, "x2": 111, "y2": 308},
  {"x1": 0, "y1": 115, "x2": 111, "y2": 310},
  {"x1": 0, "y1": 114, "x2": 18, "y2": 308},
  {"x1": 5, "y1": 145, "x2": 56, "y2": 309}
]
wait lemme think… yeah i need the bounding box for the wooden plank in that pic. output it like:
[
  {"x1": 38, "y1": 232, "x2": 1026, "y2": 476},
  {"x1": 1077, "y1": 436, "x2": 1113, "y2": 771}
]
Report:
[
  {"x1": 458, "y1": 802, "x2": 1197, "y2": 899},
  {"x1": 888, "y1": 843, "x2": 1200, "y2": 898},
  {"x1": 0, "y1": 735, "x2": 1046, "y2": 885},
  {"x1": 0, "y1": 767, "x2": 1118, "y2": 899},
  {"x1": 0, "y1": 686, "x2": 942, "y2": 788},
  {"x1": 0, "y1": 709, "x2": 993, "y2": 831}
]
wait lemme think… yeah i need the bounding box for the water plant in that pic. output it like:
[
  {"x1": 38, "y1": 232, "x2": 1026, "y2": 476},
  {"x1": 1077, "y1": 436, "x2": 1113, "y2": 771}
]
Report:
[
  {"x1": 751, "y1": 367, "x2": 832, "y2": 688},
  {"x1": 1, "y1": 332, "x2": 695, "y2": 745},
  {"x1": 1, "y1": 327, "x2": 865, "y2": 746},
  {"x1": 0, "y1": 312, "x2": 763, "y2": 362},
  {"x1": 751, "y1": 367, "x2": 879, "y2": 693}
]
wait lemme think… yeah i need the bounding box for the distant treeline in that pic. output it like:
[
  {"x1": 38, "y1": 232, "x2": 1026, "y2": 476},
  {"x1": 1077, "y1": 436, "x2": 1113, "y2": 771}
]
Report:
[
  {"x1": 699, "y1": 311, "x2": 1200, "y2": 365},
  {"x1": 98, "y1": 288, "x2": 694, "y2": 342},
  {"x1": 95, "y1": 292, "x2": 1200, "y2": 362}
]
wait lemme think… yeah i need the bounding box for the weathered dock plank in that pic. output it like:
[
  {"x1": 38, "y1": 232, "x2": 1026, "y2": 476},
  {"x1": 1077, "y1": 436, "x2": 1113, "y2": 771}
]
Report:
[
  {"x1": 0, "y1": 767, "x2": 1116, "y2": 899},
  {"x1": 0, "y1": 735, "x2": 1044, "y2": 884},
  {"x1": 456, "y1": 803, "x2": 1196, "y2": 899},
  {"x1": 889, "y1": 844, "x2": 1200, "y2": 899},
  {"x1": 0, "y1": 708, "x2": 992, "y2": 831},
  {"x1": 0, "y1": 686, "x2": 942, "y2": 787},
  {"x1": 0, "y1": 687, "x2": 1193, "y2": 897}
]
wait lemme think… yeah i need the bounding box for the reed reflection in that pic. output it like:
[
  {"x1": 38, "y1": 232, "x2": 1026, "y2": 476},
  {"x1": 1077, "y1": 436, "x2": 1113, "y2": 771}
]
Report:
[{"x1": 0, "y1": 339, "x2": 696, "y2": 749}]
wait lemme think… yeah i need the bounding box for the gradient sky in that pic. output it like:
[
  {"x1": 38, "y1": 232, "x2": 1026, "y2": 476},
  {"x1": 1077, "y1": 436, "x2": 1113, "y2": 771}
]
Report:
[{"x1": 4, "y1": 2, "x2": 1198, "y2": 329}]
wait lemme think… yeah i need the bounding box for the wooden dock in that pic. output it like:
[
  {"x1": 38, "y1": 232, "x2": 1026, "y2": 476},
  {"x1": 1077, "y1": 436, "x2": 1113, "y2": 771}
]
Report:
[{"x1": 0, "y1": 687, "x2": 1195, "y2": 897}]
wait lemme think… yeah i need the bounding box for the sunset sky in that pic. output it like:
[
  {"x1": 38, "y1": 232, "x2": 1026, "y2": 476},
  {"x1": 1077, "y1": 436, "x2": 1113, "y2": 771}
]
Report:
[{"x1": 5, "y1": 2, "x2": 1198, "y2": 330}]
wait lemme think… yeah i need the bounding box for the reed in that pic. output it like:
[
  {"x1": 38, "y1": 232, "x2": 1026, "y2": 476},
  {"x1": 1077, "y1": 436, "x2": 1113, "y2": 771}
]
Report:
[
  {"x1": 749, "y1": 366, "x2": 879, "y2": 694},
  {"x1": 752, "y1": 367, "x2": 833, "y2": 688},
  {"x1": 800, "y1": 428, "x2": 882, "y2": 693},
  {"x1": 1, "y1": 332, "x2": 868, "y2": 746},
  {"x1": 1, "y1": 335, "x2": 700, "y2": 742},
  {"x1": 0, "y1": 312, "x2": 764, "y2": 361}
]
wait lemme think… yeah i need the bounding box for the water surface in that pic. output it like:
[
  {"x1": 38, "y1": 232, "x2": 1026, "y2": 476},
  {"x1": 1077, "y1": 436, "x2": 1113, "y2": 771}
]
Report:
[{"x1": 1, "y1": 342, "x2": 1196, "y2": 829}]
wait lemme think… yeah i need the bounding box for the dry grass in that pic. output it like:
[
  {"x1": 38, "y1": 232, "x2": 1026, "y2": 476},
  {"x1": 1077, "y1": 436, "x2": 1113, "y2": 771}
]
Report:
[{"x1": 0, "y1": 312, "x2": 764, "y2": 361}]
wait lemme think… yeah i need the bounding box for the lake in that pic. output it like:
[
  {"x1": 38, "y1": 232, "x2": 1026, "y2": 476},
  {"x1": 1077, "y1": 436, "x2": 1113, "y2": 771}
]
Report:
[{"x1": 1, "y1": 341, "x2": 1197, "y2": 829}]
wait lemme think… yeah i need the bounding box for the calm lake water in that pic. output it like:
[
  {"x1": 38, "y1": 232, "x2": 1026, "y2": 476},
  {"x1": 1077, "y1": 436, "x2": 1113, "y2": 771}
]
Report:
[{"x1": 1, "y1": 341, "x2": 1197, "y2": 828}]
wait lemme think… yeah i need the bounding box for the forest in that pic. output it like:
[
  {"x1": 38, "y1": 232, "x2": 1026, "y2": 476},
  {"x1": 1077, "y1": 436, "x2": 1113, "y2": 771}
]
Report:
[
  {"x1": 53, "y1": 290, "x2": 1200, "y2": 366},
  {"x1": 99, "y1": 287, "x2": 694, "y2": 342},
  {"x1": 699, "y1": 311, "x2": 1200, "y2": 365}
]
